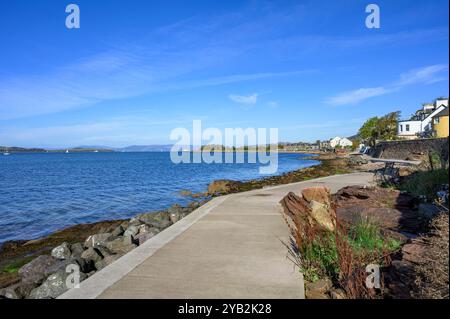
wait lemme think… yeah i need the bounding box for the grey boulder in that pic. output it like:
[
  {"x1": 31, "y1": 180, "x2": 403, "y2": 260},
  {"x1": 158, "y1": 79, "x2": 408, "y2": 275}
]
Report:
[
  {"x1": 70, "y1": 242, "x2": 84, "y2": 257},
  {"x1": 0, "y1": 280, "x2": 36, "y2": 299},
  {"x1": 18, "y1": 255, "x2": 57, "y2": 285},
  {"x1": 135, "y1": 226, "x2": 160, "y2": 245},
  {"x1": 94, "y1": 254, "x2": 122, "y2": 271},
  {"x1": 137, "y1": 211, "x2": 172, "y2": 229},
  {"x1": 84, "y1": 233, "x2": 113, "y2": 248},
  {"x1": 28, "y1": 270, "x2": 86, "y2": 299},
  {"x1": 81, "y1": 247, "x2": 103, "y2": 263},
  {"x1": 124, "y1": 225, "x2": 139, "y2": 238},
  {"x1": 104, "y1": 236, "x2": 136, "y2": 254},
  {"x1": 51, "y1": 242, "x2": 71, "y2": 260},
  {"x1": 168, "y1": 204, "x2": 187, "y2": 223},
  {"x1": 111, "y1": 225, "x2": 125, "y2": 237}
]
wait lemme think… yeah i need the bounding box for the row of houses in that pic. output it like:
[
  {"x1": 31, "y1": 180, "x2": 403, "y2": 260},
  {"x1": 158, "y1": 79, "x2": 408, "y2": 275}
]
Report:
[
  {"x1": 280, "y1": 136, "x2": 354, "y2": 151},
  {"x1": 397, "y1": 98, "x2": 449, "y2": 139},
  {"x1": 278, "y1": 142, "x2": 320, "y2": 151}
]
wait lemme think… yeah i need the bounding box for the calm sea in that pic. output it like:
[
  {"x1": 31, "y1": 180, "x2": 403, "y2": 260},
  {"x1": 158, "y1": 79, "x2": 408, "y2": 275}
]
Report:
[{"x1": 0, "y1": 152, "x2": 319, "y2": 243}]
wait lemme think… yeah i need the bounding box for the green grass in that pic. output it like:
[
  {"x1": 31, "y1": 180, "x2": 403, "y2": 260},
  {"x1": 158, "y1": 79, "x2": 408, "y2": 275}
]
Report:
[
  {"x1": 398, "y1": 169, "x2": 448, "y2": 200},
  {"x1": 348, "y1": 219, "x2": 401, "y2": 254},
  {"x1": 301, "y1": 233, "x2": 339, "y2": 282},
  {"x1": 300, "y1": 219, "x2": 400, "y2": 283}
]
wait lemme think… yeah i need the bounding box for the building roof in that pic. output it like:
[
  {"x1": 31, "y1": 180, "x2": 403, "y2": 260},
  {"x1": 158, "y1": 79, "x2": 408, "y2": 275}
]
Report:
[
  {"x1": 398, "y1": 119, "x2": 421, "y2": 123},
  {"x1": 434, "y1": 107, "x2": 449, "y2": 118}
]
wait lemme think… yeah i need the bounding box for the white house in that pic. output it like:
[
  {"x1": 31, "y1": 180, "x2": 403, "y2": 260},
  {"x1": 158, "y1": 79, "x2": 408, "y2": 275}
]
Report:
[
  {"x1": 398, "y1": 98, "x2": 448, "y2": 139},
  {"x1": 329, "y1": 137, "x2": 341, "y2": 148},
  {"x1": 340, "y1": 138, "x2": 353, "y2": 147},
  {"x1": 329, "y1": 136, "x2": 353, "y2": 148}
]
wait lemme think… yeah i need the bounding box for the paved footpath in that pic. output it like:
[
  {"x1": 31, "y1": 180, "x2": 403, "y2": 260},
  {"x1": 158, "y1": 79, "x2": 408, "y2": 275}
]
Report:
[{"x1": 60, "y1": 172, "x2": 374, "y2": 299}]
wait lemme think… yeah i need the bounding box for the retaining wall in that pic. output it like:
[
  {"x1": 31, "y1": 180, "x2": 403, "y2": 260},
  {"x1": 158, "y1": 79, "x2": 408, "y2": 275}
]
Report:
[{"x1": 370, "y1": 138, "x2": 449, "y2": 160}]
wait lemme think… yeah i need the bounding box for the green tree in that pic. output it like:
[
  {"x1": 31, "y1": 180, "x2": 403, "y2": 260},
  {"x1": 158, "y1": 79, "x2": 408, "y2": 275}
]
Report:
[
  {"x1": 358, "y1": 116, "x2": 379, "y2": 146},
  {"x1": 377, "y1": 111, "x2": 400, "y2": 141},
  {"x1": 358, "y1": 111, "x2": 400, "y2": 146}
]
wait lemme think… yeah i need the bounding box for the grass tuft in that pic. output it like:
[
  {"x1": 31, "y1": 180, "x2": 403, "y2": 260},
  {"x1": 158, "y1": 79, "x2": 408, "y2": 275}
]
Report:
[{"x1": 348, "y1": 219, "x2": 401, "y2": 254}]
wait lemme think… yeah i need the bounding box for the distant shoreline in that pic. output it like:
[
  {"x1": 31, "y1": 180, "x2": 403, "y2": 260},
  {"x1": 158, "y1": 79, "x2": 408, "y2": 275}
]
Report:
[
  {"x1": 2, "y1": 145, "x2": 323, "y2": 154},
  {"x1": 1, "y1": 148, "x2": 114, "y2": 153}
]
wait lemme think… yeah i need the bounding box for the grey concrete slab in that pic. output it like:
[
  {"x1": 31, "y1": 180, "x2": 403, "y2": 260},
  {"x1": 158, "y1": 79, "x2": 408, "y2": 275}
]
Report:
[{"x1": 59, "y1": 172, "x2": 374, "y2": 299}]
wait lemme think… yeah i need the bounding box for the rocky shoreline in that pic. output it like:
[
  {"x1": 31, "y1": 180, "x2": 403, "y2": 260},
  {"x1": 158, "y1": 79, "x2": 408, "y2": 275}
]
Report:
[
  {"x1": 0, "y1": 153, "x2": 358, "y2": 299},
  {"x1": 0, "y1": 201, "x2": 207, "y2": 299}
]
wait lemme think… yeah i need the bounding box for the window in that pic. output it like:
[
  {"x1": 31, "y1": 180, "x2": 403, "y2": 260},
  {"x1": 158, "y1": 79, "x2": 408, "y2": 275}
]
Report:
[
  {"x1": 435, "y1": 117, "x2": 440, "y2": 124},
  {"x1": 406, "y1": 124, "x2": 410, "y2": 131},
  {"x1": 400, "y1": 125, "x2": 403, "y2": 132}
]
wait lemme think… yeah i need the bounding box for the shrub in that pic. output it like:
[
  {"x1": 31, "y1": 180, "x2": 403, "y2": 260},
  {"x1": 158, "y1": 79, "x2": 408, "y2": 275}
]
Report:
[{"x1": 398, "y1": 169, "x2": 448, "y2": 200}]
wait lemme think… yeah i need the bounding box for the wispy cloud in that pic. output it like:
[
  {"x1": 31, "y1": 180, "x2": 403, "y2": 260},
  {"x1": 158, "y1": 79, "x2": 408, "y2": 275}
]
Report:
[
  {"x1": 396, "y1": 64, "x2": 449, "y2": 86},
  {"x1": 325, "y1": 64, "x2": 449, "y2": 106},
  {"x1": 168, "y1": 70, "x2": 315, "y2": 90},
  {"x1": 325, "y1": 87, "x2": 394, "y2": 106},
  {"x1": 229, "y1": 93, "x2": 258, "y2": 105},
  {"x1": 267, "y1": 101, "x2": 279, "y2": 108}
]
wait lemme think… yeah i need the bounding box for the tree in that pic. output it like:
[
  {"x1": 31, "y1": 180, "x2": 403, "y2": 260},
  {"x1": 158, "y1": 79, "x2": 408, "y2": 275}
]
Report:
[
  {"x1": 358, "y1": 111, "x2": 400, "y2": 146},
  {"x1": 351, "y1": 138, "x2": 361, "y2": 151},
  {"x1": 377, "y1": 111, "x2": 400, "y2": 141},
  {"x1": 358, "y1": 116, "x2": 379, "y2": 146}
]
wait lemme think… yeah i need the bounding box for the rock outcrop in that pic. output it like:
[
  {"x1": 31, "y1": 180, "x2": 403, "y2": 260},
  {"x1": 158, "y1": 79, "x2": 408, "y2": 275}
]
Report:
[
  {"x1": 280, "y1": 186, "x2": 336, "y2": 232},
  {"x1": 207, "y1": 180, "x2": 242, "y2": 195},
  {"x1": 332, "y1": 186, "x2": 424, "y2": 237}
]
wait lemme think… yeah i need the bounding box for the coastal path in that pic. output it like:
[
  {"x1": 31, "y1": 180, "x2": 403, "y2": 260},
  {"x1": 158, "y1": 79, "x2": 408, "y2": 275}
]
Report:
[{"x1": 60, "y1": 172, "x2": 374, "y2": 299}]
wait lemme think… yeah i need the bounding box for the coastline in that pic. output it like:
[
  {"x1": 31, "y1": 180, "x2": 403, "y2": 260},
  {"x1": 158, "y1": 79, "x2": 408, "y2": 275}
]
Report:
[{"x1": 0, "y1": 152, "x2": 355, "y2": 291}]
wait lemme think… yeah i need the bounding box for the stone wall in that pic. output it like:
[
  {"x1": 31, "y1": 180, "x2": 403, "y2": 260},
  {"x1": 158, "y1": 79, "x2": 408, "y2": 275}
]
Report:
[{"x1": 370, "y1": 138, "x2": 449, "y2": 160}]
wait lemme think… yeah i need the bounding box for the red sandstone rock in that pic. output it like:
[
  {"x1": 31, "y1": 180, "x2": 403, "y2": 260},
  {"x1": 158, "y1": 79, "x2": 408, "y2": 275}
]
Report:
[{"x1": 301, "y1": 187, "x2": 331, "y2": 206}]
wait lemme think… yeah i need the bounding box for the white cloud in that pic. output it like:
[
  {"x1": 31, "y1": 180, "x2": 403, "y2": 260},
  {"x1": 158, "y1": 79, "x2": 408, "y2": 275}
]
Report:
[
  {"x1": 325, "y1": 64, "x2": 448, "y2": 106},
  {"x1": 325, "y1": 87, "x2": 392, "y2": 105},
  {"x1": 229, "y1": 93, "x2": 258, "y2": 105},
  {"x1": 396, "y1": 64, "x2": 449, "y2": 86}
]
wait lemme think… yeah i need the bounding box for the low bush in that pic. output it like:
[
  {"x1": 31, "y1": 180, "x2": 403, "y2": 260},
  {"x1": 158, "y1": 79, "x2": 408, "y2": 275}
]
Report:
[{"x1": 398, "y1": 169, "x2": 448, "y2": 200}]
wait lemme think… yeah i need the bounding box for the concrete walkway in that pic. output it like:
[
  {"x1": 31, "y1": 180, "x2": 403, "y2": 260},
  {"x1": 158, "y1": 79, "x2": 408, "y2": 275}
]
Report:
[{"x1": 60, "y1": 172, "x2": 374, "y2": 299}]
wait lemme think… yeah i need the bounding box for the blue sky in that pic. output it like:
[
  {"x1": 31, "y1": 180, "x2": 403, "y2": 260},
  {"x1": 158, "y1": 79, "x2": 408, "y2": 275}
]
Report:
[{"x1": 0, "y1": 0, "x2": 448, "y2": 147}]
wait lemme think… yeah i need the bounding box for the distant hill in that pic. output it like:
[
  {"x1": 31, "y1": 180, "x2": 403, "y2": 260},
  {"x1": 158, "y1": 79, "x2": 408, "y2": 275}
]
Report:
[
  {"x1": 1, "y1": 146, "x2": 47, "y2": 153},
  {"x1": 75, "y1": 145, "x2": 114, "y2": 150},
  {"x1": 1, "y1": 144, "x2": 178, "y2": 153},
  {"x1": 0, "y1": 146, "x2": 113, "y2": 153},
  {"x1": 115, "y1": 145, "x2": 174, "y2": 152},
  {"x1": 347, "y1": 134, "x2": 360, "y2": 141}
]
